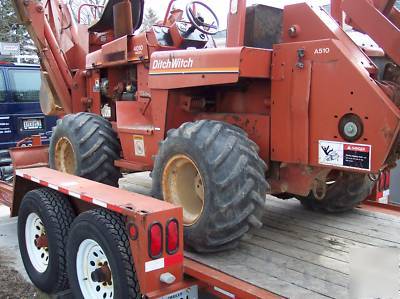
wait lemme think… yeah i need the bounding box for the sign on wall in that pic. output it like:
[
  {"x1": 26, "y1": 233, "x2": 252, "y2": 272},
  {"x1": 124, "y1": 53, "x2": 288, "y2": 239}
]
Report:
[{"x1": 0, "y1": 42, "x2": 20, "y2": 56}]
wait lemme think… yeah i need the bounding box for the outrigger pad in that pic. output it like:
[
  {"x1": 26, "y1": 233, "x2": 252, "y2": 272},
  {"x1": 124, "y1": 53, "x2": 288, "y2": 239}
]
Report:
[{"x1": 88, "y1": 0, "x2": 144, "y2": 33}]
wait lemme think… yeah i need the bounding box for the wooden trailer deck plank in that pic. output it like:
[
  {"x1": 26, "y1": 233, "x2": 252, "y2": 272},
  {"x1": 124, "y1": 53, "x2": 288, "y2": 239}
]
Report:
[
  {"x1": 187, "y1": 198, "x2": 400, "y2": 298},
  {"x1": 252, "y1": 228, "x2": 350, "y2": 262},
  {"x1": 266, "y1": 199, "x2": 400, "y2": 243},
  {"x1": 187, "y1": 249, "x2": 344, "y2": 299},
  {"x1": 239, "y1": 241, "x2": 348, "y2": 286},
  {"x1": 121, "y1": 174, "x2": 400, "y2": 298},
  {"x1": 244, "y1": 234, "x2": 349, "y2": 274},
  {"x1": 262, "y1": 212, "x2": 396, "y2": 248},
  {"x1": 261, "y1": 218, "x2": 364, "y2": 253},
  {"x1": 264, "y1": 207, "x2": 400, "y2": 247}
]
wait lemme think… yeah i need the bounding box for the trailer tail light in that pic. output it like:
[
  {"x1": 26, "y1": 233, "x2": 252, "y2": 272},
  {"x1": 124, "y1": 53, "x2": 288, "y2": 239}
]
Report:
[
  {"x1": 149, "y1": 222, "x2": 163, "y2": 259},
  {"x1": 166, "y1": 219, "x2": 179, "y2": 254}
]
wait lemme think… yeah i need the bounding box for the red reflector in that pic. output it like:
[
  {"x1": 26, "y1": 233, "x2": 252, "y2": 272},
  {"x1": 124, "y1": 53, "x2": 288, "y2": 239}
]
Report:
[
  {"x1": 166, "y1": 219, "x2": 179, "y2": 254},
  {"x1": 149, "y1": 223, "x2": 163, "y2": 258},
  {"x1": 127, "y1": 222, "x2": 138, "y2": 240}
]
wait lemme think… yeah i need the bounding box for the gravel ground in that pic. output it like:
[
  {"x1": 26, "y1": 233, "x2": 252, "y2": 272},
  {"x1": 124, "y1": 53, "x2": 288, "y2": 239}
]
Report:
[
  {"x1": 0, "y1": 266, "x2": 37, "y2": 298},
  {"x1": 0, "y1": 249, "x2": 40, "y2": 299}
]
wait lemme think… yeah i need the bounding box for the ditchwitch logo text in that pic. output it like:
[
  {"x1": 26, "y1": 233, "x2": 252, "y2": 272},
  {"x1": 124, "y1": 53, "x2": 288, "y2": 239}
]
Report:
[{"x1": 152, "y1": 58, "x2": 194, "y2": 70}]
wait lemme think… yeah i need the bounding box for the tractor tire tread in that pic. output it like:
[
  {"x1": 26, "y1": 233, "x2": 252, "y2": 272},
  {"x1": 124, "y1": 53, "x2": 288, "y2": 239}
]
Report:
[
  {"x1": 49, "y1": 113, "x2": 121, "y2": 186},
  {"x1": 152, "y1": 120, "x2": 268, "y2": 252}
]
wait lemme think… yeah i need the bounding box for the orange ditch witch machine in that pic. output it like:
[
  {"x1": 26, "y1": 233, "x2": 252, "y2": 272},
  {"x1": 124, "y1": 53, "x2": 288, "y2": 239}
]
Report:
[
  {"x1": 2, "y1": 0, "x2": 400, "y2": 297},
  {"x1": 12, "y1": 0, "x2": 400, "y2": 253}
]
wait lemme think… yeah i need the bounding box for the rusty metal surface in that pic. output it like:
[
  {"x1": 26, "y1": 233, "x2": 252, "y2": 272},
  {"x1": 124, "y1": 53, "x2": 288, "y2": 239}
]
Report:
[
  {"x1": 113, "y1": 1, "x2": 133, "y2": 38},
  {"x1": 9, "y1": 146, "x2": 49, "y2": 170},
  {"x1": 0, "y1": 181, "x2": 13, "y2": 207},
  {"x1": 271, "y1": 51, "x2": 311, "y2": 165},
  {"x1": 282, "y1": 3, "x2": 377, "y2": 74},
  {"x1": 195, "y1": 113, "x2": 270, "y2": 161},
  {"x1": 269, "y1": 164, "x2": 330, "y2": 196},
  {"x1": 271, "y1": 37, "x2": 400, "y2": 173}
]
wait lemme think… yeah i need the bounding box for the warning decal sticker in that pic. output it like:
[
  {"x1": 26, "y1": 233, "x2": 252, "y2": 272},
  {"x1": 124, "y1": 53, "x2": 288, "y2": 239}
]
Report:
[
  {"x1": 133, "y1": 135, "x2": 146, "y2": 157},
  {"x1": 318, "y1": 140, "x2": 371, "y2": 171}
]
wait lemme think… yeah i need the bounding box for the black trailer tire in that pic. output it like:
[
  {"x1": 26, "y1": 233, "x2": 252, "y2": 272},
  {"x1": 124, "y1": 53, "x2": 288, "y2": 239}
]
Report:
[
  {"x1": 49, "y1": 113, "x2": 121, "y2": 186},
  {"x1": 0, "y1": 157, "x2": 11, "y2": 167},
  {"x1": 17, "y1": 188, "x2": 75, "y2": 293},
  {"x1": 297, "y1": 172, "x2": 375, "y2": 212},
  {"x1": 67, "y1": 209, "x2": 140, "y2": 299},
  {"x1": 152, "y1": 120, "x2": 269, "y2": 252}
]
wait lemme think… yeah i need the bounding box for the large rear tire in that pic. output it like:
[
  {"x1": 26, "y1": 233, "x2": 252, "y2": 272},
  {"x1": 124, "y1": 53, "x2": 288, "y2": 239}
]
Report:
[
  {"x1": 49, "y1": 113, "x2": 121, "y2": 186},
  {"x1": 152, "y1": 120, "x2": 269, "y2": 252},
  {"x1": 297, "y1": 172, "x2": 375, "y2": 212},
  {"x1": 18, "y1": 188, "x2": 75, "y2": 293},
  {"x1": 67, "y1": 209, "x2": 140, "y2": 299}
]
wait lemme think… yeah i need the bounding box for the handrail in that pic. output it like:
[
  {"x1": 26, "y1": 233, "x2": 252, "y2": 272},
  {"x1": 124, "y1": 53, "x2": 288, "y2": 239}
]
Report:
[
  {"x1": 77, "y1": 3, "x2": 104, "y2": 24},
  {"x1": 164, "y1": 0, "x2": 178, "y2": 25}
]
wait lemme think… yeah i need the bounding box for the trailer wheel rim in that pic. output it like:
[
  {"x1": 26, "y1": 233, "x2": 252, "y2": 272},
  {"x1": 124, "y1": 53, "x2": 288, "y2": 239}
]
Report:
[
  {"x1": 162, "y1": 154, "x2": 205, "y2": 226},
  {"x1": 76, "y1": 239, "x2": 114, "y2": 299},
  {"x1": 54, "y1": 137, "x2": 76, "y2": 174},
  {"x1": 25, "y1": 213, "x2": 49, "y2": 273}
]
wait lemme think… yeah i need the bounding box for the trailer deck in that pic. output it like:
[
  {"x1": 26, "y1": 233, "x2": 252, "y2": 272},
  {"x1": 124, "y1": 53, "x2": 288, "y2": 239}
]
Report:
[{"x1": 121, "y1": 173, "x2": 400, "y2": 299}]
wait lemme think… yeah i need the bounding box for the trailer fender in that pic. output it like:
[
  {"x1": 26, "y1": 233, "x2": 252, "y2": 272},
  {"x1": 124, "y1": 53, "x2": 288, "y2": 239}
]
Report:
[{"x1": 13, "y1": 167, "x2": 185, "y2": 297}]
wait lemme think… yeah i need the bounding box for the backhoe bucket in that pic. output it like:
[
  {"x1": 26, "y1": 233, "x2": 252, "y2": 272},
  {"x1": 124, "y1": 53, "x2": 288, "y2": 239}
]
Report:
[{"x1": 40, "y1": 71, "x2": 64, "y2": 115}]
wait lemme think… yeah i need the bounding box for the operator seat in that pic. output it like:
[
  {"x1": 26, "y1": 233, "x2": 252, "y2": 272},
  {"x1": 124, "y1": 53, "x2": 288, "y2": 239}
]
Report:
[{"x1": 88, "y1": 0, "x2": 144, "y2": 33}]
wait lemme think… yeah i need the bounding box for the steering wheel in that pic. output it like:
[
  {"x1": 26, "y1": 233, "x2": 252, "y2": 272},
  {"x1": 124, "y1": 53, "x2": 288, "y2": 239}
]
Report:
[{"x1": 185, "y1": 1, "x2": 220, "y2": 35}]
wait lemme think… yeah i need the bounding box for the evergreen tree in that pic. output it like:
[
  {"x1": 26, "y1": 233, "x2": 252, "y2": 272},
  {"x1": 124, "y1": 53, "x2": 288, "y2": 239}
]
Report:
[
  {"x1": 140, "y1": 8, "x2": 159, "y2": 32},
  {"x1": 69, "y1": 0, "x2": 107, "y2": 25},
  {"x1": 0, "y1": 0, "x2": 35, "y2": 55}
]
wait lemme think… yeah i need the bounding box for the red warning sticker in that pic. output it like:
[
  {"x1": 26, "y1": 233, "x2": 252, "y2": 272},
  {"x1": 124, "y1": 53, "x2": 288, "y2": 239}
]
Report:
[
  {"x1": 343, "y1": 143, "x2": 370, "y2": 170},
  {"x1": 344, "y1": 144, "x2": 369, "y2": 152}
]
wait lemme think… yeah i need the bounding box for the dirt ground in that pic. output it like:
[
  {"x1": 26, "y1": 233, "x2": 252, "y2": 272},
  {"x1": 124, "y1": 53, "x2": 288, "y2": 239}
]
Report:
[{"x1": 0, "y1": 251, "x2": 39, "y2": 299}]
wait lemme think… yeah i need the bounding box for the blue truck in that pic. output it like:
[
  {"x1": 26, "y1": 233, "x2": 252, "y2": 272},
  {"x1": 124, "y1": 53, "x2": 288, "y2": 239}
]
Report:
[{"x1": 0, "y1": 62, "x2": 57, "y2": 179}]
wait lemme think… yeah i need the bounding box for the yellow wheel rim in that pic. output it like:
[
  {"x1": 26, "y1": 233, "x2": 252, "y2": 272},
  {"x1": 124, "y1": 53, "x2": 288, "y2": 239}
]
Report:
[
  {"x1": 54, "y1": 137, "x2": 76, "y2": 174},
  {"x1": 162, "y1": 154, "x2": 205, "y2": 226}
]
